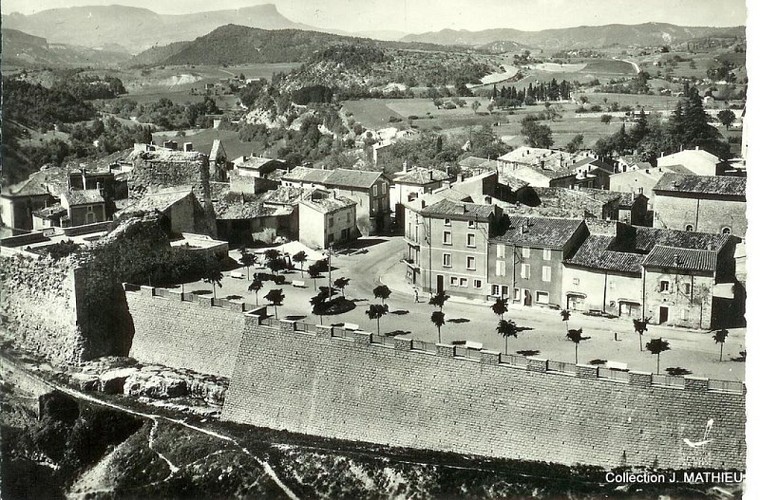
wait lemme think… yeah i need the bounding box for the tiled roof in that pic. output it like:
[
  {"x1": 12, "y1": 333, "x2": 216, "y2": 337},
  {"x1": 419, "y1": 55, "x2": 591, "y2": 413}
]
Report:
[
  {"x1": 499, "y1": 173, "x2": 529, "y2": 191},
  {"x1": 512, "y1": 165, "x2": 576, "y2": 183},
  {"x1": 63, "y1": 189, "x2": 104, "y2": 206},
  {"x1": 394, "y1": 168, "x2": 451, "y2": 185},
  {"x1": 659, "y1": 149, "x2": 720, "y2": 165},
  {"x1": 585, "y1": 219, "x2": 619, "y2": 235},
  {"x1": 627, "y1": 227, "x2": 729, "y2": 253},
  {"x1": 282, "y1": 166, "x2": 332, "y2": 184},
  {"x1": 3, "y1": 166, "x2": 70, "y2": 198},
  {"x1": 420, "y1": 198, "x2": 496, "y2": 220},
  {"x1": 642, "y1": 245, "x2": 718, "y2": 272},
  {"x1": 565, "y1": 235, "x2": 645, "y2": 274},
  {"x1": 492, "y1": 215, "x2": 584, "y2": 249},
  {"x1": 259, "y1": 186, "x2": 314, "y2": 205},
  {"x1": 653, "y1": 173, "x2": 746, "y2": 197},
  {"x1": 660, "y1": 164, "x2": 695, "y2": 175},
  {"x1": 299, "y1": 195, "x2": 356, "y2": 214},
  {"x1": 459, "y1": 156, "x2": 488, "y2": 169},
  {"x1": 323, "y1": 168, "x2": 385, "y2": 189},
  {"x1": 33, "y1": 203, "x2": 67, "y2": 219},
  {"x1": 118, "y1": 187, "x2": 194, "y2": 215},
  {"x1": 238, "y1": 157, "x2": 285, "y2": 171}
]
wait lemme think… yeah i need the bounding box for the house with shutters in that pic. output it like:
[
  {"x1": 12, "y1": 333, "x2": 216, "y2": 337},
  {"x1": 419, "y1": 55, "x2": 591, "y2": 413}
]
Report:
[{"x1": 488, "y1": 216, "x2": 587, "y2": 307}]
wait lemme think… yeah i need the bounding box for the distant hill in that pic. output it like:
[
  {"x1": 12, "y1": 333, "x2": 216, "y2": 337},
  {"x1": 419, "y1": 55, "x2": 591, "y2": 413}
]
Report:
[
  {"x1": 1, "y1": 28, "x2": 132, "y2": 68},
  {"x1": 1, "y1": 4, "x2": 317, "y2": 54},
  {"x1": 401, "y1": 23, "x2": 745, "y2": 50}
]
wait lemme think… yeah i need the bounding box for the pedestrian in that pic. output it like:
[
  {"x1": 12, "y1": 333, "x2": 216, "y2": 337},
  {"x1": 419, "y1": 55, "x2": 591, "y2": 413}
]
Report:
[{"x1": 414, "y1": 288, "x2": 419, "y2": 303}]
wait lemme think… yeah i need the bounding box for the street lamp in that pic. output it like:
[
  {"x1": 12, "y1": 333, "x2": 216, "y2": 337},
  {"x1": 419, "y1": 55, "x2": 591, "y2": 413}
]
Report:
[{"x1": 323, "y1": 244, "x2": 334, "y2": 298}]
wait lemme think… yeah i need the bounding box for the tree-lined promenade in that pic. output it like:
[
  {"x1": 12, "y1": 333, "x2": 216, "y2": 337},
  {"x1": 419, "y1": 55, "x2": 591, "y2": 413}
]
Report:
[{"x1": 179, "y1": 239, "x2": 745, "y2": 381}]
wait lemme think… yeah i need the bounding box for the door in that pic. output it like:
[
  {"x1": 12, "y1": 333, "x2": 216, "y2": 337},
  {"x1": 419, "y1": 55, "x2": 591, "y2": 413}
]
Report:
[
  {"x1": 436, "y1": 275, "x2": 444, "y2": 294},
  {"x1": 659, "y1": 306, "x2": 669, "y2": 324},
  {"x1": 501, "y1": 285, "x2": 509, "y2": 298},
  {"x1": 523, "y1": 290, "x2": 532, "y2": 306}
]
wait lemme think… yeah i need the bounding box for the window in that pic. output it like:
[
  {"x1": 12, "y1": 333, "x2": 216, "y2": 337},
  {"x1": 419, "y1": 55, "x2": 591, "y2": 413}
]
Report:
[
  {"x1": 372, "y1": 185, "x2": 378, "y2": 196},
  {"x1": 681, "y1": 309, "x2": 689, "y2": 321},
  {"x1": 513, "y1": 288, "x2": 521, "y2": 300},
  {"x1": 450, "y1": 276, "x2": 458, "y2": 287},
  {"x1": 328, "y1": 234, "x2": 334, "y2": 244},
  {"x1": 683, "y1": 283, "x2": 691, "y2": 295},
  {"x1": 467, "y1": 233, "x2": 476, "y2": 247},
  {"x1": 443, "y1": 253, "x2": 452, "y2": 268},
  {"x1": 444, "y1": 218, "x2": 451, "y2": 226},
  {"x1": 466, "y1": 256, "x2": 476, "y2": 270},
  {"x1": 473, "y1": 279, "x2": 482, "y2": 289},
  {"x1": 491, "y1": 284, "x2": 500, "y2": 296},
  {"x1": 329, "y1": 217, "x2": 334, "y2": 228},
  {"x1": 542, "y1": 266, "x2": 552, "y2": 282},
  {"x1": 660, "y1": 280, "x2": 670, "y2": 292},
  {"x1": 572, "y1": 277, "x2": 580, "y2": 286},
  {"x1": 543, "y1": 248, "x2": 552, "y2": 261},
  {"x1": 443, "y1": 231, "x2": 452, "y2": 245},
  {"x1": 468, "y1": 220, "x2": 476, "y2": 228},
  {"x1": 685, "y1": 224, "x2": 694, "y2": 231},
  {"x1": 459, "y1": 278, "x2": 468, "y2": 287},
  {"x1": 382, "y1": 183, "x2": 387, "y2": 194},
  {"x1": 496, "y1": 260, "x2": 506, "y2": 277},
  {"x1": 536, "y1": 291, "x2": 549, "y2": 304},
  {"x1": 497, "y1": 244, "x2": 505, "y2": 259},
  {"x1": 522, "y1": 247, "x2": 531, "y2": 258},
  {"x1": 520, "y1": 264, "x2": 530, "y2": 279},
  {"x1": 722, "y1": 227, "x2": 732, "y2": 235}
]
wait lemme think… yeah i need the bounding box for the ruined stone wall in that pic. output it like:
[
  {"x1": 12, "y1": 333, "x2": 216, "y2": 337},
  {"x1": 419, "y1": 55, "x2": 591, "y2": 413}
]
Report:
[
  {"x1": 0, "y1": 255, "x2": 86, "y2": 364},
  {"x1": 125, "y1": 287, "x2": 248, "y2": 378},
  {"x1": 122, "y1": 290, "x2": 745, "y2": 469}
]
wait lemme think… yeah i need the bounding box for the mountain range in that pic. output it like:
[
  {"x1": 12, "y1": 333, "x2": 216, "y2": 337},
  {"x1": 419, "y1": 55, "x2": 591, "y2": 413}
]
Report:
[
  {"x1": 401, "y1": 23, "x2": 745, "y2": 50},
  {"x1": 2, "y1": 3, "x2": 746, "y2": 56},
  {"x1": 2, "y1": 28, "x2": 133, "y2": 68}
]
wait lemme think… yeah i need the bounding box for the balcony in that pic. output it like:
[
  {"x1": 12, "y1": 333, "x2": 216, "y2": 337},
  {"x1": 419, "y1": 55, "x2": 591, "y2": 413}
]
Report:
[{"x1": 402, "y1": 257, "x2": 420, "y2": 270}]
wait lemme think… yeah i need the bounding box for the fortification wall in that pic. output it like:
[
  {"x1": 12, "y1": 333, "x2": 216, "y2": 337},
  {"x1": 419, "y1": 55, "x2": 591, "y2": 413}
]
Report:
[
  {"x1": 125, "y1": 287, "x2": 248, "y2": 378},
  {"x1": 0, "y1": 255, "x2": 85, "y2": 364},
  {"x1": 124, "y1": 287, "x2": 746, "y2": 470}
]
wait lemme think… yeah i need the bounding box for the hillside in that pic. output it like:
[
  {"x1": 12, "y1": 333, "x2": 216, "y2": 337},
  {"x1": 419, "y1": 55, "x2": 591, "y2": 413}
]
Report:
[
  {"x1": 1, "y1": 28, "x2": 132, "y2": 68},
  {"x1": 402, "y1": 23, "x2": 746, "y2": 50},
  {"x1": 1, "y1": 4, "x2": 316, "y2": 54}
]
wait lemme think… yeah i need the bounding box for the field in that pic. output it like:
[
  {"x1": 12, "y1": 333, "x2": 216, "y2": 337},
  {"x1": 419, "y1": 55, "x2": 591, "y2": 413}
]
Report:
[
  {"x1": 343, "y1": 97, "x2": 642, "y2": 148},
  {"x1": 152, "y1": 128, "x2": 254, "y2": 160}
]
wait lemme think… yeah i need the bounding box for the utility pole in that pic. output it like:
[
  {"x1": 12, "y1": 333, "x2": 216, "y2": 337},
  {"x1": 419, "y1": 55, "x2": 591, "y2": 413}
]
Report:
[{"x1": 324, "y1": 244, "x2": 334, "y2": 298}]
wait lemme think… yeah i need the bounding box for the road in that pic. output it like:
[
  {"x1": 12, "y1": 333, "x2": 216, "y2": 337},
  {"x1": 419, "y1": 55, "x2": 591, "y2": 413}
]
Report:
[{"x1": 184, "y1": 237, "x2": 745, "y2": 381}]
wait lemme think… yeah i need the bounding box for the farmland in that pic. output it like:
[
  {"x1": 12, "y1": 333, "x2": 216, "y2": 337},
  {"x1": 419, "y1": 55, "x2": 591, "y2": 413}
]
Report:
[{"x1": 152, "y1": 128, "x2": 255, "y2": 160}]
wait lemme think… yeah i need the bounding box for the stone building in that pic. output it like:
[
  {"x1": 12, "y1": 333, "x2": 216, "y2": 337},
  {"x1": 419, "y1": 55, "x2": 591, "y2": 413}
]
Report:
[
  {"x1": 60, "y1": 189, "x2": 107, "y2": 227},
  {"x1": 652, "y1": 173, "x2": 747, "y2": 237},
  {"x1": 657, "y1": 147, "x2": 723, "y2": 176},
  {"x1": 298, "y1": 190, "x2": 357, "y2": 249},
  {"x1": 488, "y1": 216, "x2": 587, "y2": 307}
]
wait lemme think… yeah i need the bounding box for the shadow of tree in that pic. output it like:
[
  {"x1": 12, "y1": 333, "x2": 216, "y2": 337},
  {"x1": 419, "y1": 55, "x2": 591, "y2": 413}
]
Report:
[
  {"x1": 386, "y1": 330, "x2": 410, "y2": 337},
  {"x1": 516, "y1": 326, "x2": 534, "y2": 332},
  {"x1": 192, "y1": 290, "x2": 212, "y2": 295},
  {"x1": 225, "y1": 295, "x2": 243, "y2": 300},
  {"x1": 589, "y1": 359, "x2": 607, "y2": 365},
  {"x1": 391, "y1": 310, "x2": 409, "y2": 315},
  {"x1": 449, "y1": 318, "x2": 470, "y2": 324},
  {"x1": 666, "y1": 367, "x2": 692, "y2": 376},
  {"x1": 731, "y1": 351, "x2": 747, "y2": 362}
]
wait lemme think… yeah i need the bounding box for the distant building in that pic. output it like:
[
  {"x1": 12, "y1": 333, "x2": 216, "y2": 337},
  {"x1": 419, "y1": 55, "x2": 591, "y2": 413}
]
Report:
[
  {"x1": 657, "y1": 147, "x2": 723, "y2": 176},
  {"x1": 652, "y1": 173, "x2": 747, "y2": 237},
  {"x1": 609, "y1": 164, "x2": 693, "y2": 200},
  {"x1": 282, "y1": 167, "x2": 391, "y2": 235},
  {"x1": 232, "y1": 156, "x2": 287, "y2": 179},
  {"x1": 60, "y1": 189, "x2": 107, "y2": 227},
  {"x1": 298, "y1": 191, "x2": 357, "y2": 249},
  {"x1": 115, "y1": 186, "x2": 215, "y2": 237}
]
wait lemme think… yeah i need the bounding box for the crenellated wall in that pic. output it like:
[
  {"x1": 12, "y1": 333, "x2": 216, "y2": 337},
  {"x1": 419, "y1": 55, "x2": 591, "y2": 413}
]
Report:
[{"x1": 125, "y1": 286, "x2": 746, "y2": 470}]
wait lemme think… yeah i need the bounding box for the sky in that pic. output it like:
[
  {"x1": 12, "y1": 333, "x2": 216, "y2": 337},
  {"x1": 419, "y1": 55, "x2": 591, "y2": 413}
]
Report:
[{"x1": 1, "y1": 0, "x2": 748, "y2": 34}]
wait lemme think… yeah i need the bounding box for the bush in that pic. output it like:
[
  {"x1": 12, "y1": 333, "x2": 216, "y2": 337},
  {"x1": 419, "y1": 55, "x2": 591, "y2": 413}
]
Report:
[{"x1": 389, "y1": 116, "x2": 402, "y2": 123}]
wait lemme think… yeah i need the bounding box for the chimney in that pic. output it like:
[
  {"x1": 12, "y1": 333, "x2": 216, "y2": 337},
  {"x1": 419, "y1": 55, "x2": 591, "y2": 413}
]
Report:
[
  {"x1": 695, "y1": 145, "x2": 700, "y2": 151},
  {"x1": 421, "y1": 200, "x2": 426, "y2": 208},
  {"x1": 96, "y1": 182, "x2": 102, "y2": 193},
  {"x1": 402, "y1": 161, "x2": 408, "y2": 173},
  {"x1": 184, "y1": 142, "x2": 193, "y2": 152},
  {"x1": 456, "y1": 173, "x2": 464, "y2": 183},
  {"x1": 520, "y1": 224, "x2": 527, "y2": 234},
  {"x1": 485, "y1": 195, "x2": 492, "y2": 204},
  {"x1": 429, "y1": 169, "x2": 434, "y2": 181},
  {"x1": 660, "y1": 152, "x2": 665, "y2": 158},
  {"x1": 673, "y1": 254, "x2": 681, "y2": 266}
]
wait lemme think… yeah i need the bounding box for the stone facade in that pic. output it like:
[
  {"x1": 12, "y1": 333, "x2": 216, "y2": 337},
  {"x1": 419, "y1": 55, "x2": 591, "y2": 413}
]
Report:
[
  {"x1": 652, "y1": 193, "x2": 747, "y2": 237},
  {"x1": 120, "y1": 289, "x2": 746, "y2": 470}
]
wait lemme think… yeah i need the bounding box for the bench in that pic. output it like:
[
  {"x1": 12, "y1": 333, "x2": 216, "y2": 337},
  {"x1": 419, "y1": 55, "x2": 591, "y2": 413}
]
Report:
[
  {"x1": 230, "y1": 271, "x2": 245, "y2": 279},
  {"x1": 343, "y1": 323, "x2": 359, "y2": 331},
  {"x1": 292, "y1": 280, "x2": 307, "y2": 288}
]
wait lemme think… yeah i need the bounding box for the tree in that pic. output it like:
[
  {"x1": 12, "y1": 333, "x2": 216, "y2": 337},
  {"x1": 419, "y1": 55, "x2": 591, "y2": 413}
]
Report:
[
  {"x1": 560, "y1": 309, "x2": 571, "y2": 331},
  {"x1": 307, "y1": 264, "x2": 321, "y2": 290},
  {"x1": 471, "y1": 100, "x2": 481, "y2": 113},
  {"x1": 429, "y1": 291, "x2": 450, "y2": 310},
  {"x1": 310, "y1": 291, "x2": 328, "y2": 324},
  {"x1": 248, "y1": 279, "x2": 263, "y2": 306},
  {"x1": 292, "y1": 250, "x2": 308, "y2": 277},
  {"x1": 240, "y1": 250, "x2": 257, "y2": 280},
  {"x1": 600, "y1": 114, "x2": 613, "y2": 125},
  {"x1": 633, "y1": 317, "x2": 650, "y2": 351},
  {"x1": 646, "y1": 338, "x2": 671, "y2": 375},
  {"x1": 713, "y1": 329, "x2": 729, "y2": 361},
  {"x1": 566, "y1": 328, "x2": 590, "y2": 364},
  {"x1": 264, "y1": 289, "x2": 285, "y2": 319},
  {"x1": 431, "y1": 311, "x2": 446, "y2": 344},
  {"x1": 202, "y1": 256, "x2": 223, "y2": 300},
  {"x1": 565, "y1": 134, "x2": 584, "y2": 153},
  {"x1": 366, "y1": 304, "x2": 388, "y2": 335},
  {"x1": 333, "y1": 277, "x2": 350, "y2": 297},
  {"x1": 373, "y1": 284, "x2": 391, "y2": 305},
  {"x1": 521, "y1": 119, "x2": 554, "y2": 148},
  {"x1": 491, "y1": 297, "x2": 508, "y2": 320},
  {"x1": 496, "y1": 319, "x2": 518, "y2": 354},
  {"x1": 717, "y1": 109, "x2": 735, "y2": 130}
]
